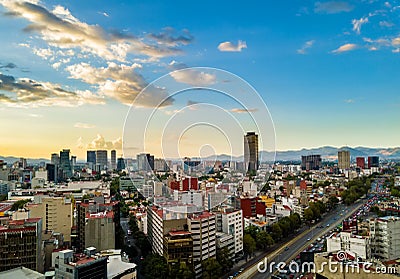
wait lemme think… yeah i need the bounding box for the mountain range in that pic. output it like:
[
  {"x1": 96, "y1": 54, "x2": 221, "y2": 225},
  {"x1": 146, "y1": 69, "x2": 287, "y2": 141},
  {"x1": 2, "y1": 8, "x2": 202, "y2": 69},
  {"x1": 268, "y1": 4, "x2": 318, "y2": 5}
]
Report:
[{"x1": 1, "y1": 146, "x2": 400, "y2": 165}]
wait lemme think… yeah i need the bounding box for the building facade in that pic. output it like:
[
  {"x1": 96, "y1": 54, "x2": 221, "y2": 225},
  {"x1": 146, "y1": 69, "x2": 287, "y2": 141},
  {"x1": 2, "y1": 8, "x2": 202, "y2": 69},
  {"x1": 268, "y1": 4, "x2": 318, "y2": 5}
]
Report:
[
  {"x1": 338, "y1": 150, "x2": 351, "y2": 170},
  {"x1": 244, "y1": 132, "x2": 259, "y2": 172}
]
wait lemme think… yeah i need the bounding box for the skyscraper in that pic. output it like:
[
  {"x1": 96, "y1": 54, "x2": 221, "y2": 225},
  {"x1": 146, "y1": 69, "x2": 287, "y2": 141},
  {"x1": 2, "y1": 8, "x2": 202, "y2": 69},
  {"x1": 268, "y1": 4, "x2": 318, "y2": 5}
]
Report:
[
  {"x1": 59, "y1": 149, "x2": 72, "y2": 178},
  {"x1": 244, "y1": 132, "x2": 259, "y2": 173},
  {"x1": 51, "y1": 153, "x2": 60, "y2": 165},
  {"x1": 96, "y1": 150, "x2": 108, "y2": 170},
  {"x1": 110, "y1": 150, "x2": 116, "y2": 170},
  {"x1": 338, "y1": 150, "x2": 350, "y2": 169},
  {"x1": 137, "y1": 153, "x2": 154, "y2": 171},
  {"x1": 117, "y1": 157, "x2": 126, "y2": 171},
  {"x1": 368, "y1": 156, "x2": 379, "y2": 169},
  {"x1": 356, "y1": 157, "x2": 365, "y2": 169},
  {"x1": 87, "y1": 150, "x2": 96, "y2": 166},
  {"x1": 301, "y1": 155, "x2": 322, "y2": 170}
]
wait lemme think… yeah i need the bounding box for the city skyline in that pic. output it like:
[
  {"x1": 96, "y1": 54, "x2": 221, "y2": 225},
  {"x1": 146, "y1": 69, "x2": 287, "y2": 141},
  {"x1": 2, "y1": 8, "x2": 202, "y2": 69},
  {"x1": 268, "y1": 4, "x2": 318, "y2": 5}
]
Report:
[{"x1": 1, "y1": 0, "x2": 400, "y2": 159}]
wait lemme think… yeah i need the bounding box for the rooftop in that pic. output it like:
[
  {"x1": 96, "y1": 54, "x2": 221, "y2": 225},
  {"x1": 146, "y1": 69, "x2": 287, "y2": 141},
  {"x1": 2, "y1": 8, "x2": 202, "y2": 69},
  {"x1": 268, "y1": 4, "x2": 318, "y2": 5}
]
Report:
[{"x1": 0, "y1": 267, "x2": 44, "y2": 279}]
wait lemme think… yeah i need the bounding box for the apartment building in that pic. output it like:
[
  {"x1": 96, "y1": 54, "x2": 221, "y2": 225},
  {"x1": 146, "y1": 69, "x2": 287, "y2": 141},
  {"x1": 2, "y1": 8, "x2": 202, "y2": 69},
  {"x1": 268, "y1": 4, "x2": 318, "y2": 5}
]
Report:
[
  {"x1": 370, "y1": 216, "x2": 400, "y2": 261},
  {"x1": 326, "y1": 231, "x2": 370, "y2": 259}
]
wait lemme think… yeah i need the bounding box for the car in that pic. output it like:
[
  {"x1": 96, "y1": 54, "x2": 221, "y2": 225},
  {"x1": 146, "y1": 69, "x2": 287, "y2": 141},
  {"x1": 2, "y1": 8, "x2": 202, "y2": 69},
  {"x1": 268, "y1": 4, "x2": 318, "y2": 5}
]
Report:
[
  {"x1": 306, "y1": 238, "x2": 311, "y2": 241},
  {"x1": 285, "y1": 246, "x2": 290, "y2": 251},
  {"x1": 238, "y1": 268, "x2": 244, "y2": 273},
  {"x1": 326, "y1": 224, "x2": 330, "y2": 227},
  {"x1": 228, "y1": 276, "x2": 234, "y2": 279}
]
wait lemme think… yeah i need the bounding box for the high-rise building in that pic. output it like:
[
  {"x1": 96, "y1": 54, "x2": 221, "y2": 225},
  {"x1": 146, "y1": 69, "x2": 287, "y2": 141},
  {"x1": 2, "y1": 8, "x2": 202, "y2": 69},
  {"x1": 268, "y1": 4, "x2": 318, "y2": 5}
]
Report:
[
  {"x1": 110, "y1": 150, "x2": 116, "y2": 170},
  {"x1": 137, "y1": 153, "x2": 154, "y2": 171},
  {"x1": 0, "y1": 218, "x2": 43, "y2": 272},
  {"x1": 187, "y1": 212, "x2": 216, "y2": 278},
  {"x1": 46, "y1": 163, "x2": 57, "y2": 182},
  {"x1": 356, "y1": 157, "x2": 365, "y2": 169},
  {"x1": 54, "y1": 248, "x2": 107, "y2": 279},
  {"x1": 87, "y1": 150, "x2": 96, "y2": 166},
  {"x1": 216, "y1": 208, "x2": 243, "y2": 255},
  {"x1": 368, "y1": 156, "x2": 379, "y2": 169},
  {"x1": 301, "y1": 155, "x2": 322, "y2": 170},
  {"x1": 96, "y1": 150, "x2": 108, "y2": 170},
  {"x1": 51, "y1": 153, "x2": 60, "y2": 165},
  {"x1": 338, "y1": 150, "x2": 350, "y2": 170},
  {"x1": 117, "y1": 157, "x2": 126, "y2": 171},
  {"x1": 154, "y1": 158, "x2": 168, "y2": 172},
  {"x1": 59, "y1": 149, "x2": 72, "y2": 178},
  {"x1": 75, "y1": 199, "x2": 118, "y2": 252},
  {"x1": 370, "y1": 216, "x2": 400, "y2": 261},
  {"x1": 27, "y1": 196, "x2": 73, "y2": 244},
  {"x1": 244, "y1": 132, "x2": 259, "y2": 172}
]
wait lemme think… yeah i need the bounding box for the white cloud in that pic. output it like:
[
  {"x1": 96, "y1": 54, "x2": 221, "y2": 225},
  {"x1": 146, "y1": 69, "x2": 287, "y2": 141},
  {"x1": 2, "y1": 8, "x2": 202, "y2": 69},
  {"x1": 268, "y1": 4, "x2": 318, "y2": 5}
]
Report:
[
  {"x1": 0, "y1": 73, "x2": 104, "y2": 107},
  {"x1": 66, "y1": 62, "x2": 173, "y2": 107},
  {"x1": 168, "y1": 61, "x2": 216, "y2": 86},
  {"x1": 230, "y1": 108, "x2": 258, "y2": 113},
  {"x1": 0, "y1": 1, "x2": 192, "y2": 62},
  {"x1": 297, "y1": 40, "x2": 315, "y2": 54},
  {"x1": 352, "y1": 17, "x2": 369, "y2": 34},
  {"x1": 87, "y1": 134, "x2": 122, "y2": 150},
  {"x1": 74, "y1": 122, "x2": 96, "y2": 129},
  {"x1": 332, "y1": 43, "x2": 358, "y2": 53},
  {"x1": 379, "y1": 21, "x2": 394, "y2": 27},
  {"x1": 314, "y1": 1, "x2": 354, "y2": 14},
  {"x1": 218, "y1": 40, "x2": 247, "y2": 52},
  {"x1": 344, "y1": 99, "x2": 355, "y2": 103}
]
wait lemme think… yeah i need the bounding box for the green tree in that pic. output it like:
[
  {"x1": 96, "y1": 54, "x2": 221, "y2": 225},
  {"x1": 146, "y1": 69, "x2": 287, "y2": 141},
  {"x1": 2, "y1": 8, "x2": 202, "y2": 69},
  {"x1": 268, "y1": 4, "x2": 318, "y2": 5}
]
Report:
[
  {"x1": 169, "y1": 262, "x2": 194, "y2": 279},
  {"x1": 243, "y1": 234, "x2": 256, "y2": 259},
  {"x1": 289, "y1": 213, "x2": 301, "y2": 230},
  {"x1": 256, "y1": 230, "x2": 274, "y2": 250},
  {"x1": 142, "y1": 254, "x2": 168, "y2": 279},
  {"x1": 304, "y1": 207, "x2": 314, "y2": 223},
  {"x1": 11, "y1": 199, "x2": 30, "y2": 211},
  {"x1": 202, "y1": 258, "x2": 222, "y2": 279},
  {"x1": 244, "y1": 225, "x2": 259, "y2": 240},
  {"x1": 271, "y1": 223, "x2": 283, "y2": 241},
  {"x1": 216, "y1": 247, "x2": 233, "y2": 273}
]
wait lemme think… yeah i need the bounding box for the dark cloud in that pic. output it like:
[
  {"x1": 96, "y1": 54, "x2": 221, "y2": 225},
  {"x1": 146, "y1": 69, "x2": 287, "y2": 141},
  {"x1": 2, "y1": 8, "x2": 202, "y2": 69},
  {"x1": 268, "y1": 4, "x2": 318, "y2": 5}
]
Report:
[{"x1": 0, "y1": 63, "x2": 17, "y2": 69}]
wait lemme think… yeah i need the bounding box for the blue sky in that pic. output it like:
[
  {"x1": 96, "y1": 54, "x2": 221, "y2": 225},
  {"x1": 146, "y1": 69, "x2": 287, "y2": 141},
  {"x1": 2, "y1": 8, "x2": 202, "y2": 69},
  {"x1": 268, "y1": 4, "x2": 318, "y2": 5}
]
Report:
[{"x1": 0, "y1": 0, "x2": 399, "y2": 159}]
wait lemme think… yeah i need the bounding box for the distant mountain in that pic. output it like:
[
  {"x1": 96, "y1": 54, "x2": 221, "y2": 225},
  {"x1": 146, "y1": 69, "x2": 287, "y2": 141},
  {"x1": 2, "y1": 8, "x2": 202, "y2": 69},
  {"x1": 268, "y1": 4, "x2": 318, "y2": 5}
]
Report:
[
  {"x1": 209, "y1": 146, "x2": 400, "y2": 162},
  {"x1": 1, "y1": 146, "x2": 400, "y2": 166},
  {"x1": 0, "y1": 156, "x2": 49, "y2": 165}
]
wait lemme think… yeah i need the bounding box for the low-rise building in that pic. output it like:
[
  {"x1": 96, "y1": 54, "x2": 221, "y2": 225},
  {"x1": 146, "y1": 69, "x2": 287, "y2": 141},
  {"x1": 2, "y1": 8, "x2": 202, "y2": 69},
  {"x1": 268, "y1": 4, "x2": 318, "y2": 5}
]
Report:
[{"x1": 326, "y1": 231, "x2": 370, "y2": 259}]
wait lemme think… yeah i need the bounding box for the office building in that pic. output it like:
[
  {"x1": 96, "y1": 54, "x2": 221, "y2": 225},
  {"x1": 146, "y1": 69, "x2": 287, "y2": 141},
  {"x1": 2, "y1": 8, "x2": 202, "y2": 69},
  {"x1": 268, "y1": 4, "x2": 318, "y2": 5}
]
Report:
[
  {"x1": 301, "y1": 154, "x2": 322, "y2": 170},
  {"x1": 216, "y1": 232, "x2": 235, "y2": 260},
  {"x1": 104, "y1": 250, "x2": 137, "y2": 279},
  {"x1": 370, "y1": 216, "x2": 400, "y2": 261},
  {"x1": 356, "y1": 157, "x2": 365, "y2": 169},
  {"x1": 96, "y1": 150, "x2": 108, "y2": 171},
  {"x1": 117, "y1": 157, "x2": 126, "y2": 171},
  {"x1": 217, "y1": 208, "x2": 243, "y2": 254},
  {"x1": 87, "y1": 151, "x2": 96, "y2": 166},
  {"x1": 0, "y1": 218, "x2": 42, "y2": 272},
  {"x1": 244, "y1": 132, "x2": 259, "y2": 172},
  {"x1": 338, "y1": 150, "x2": 350, "y2": 170},
  {"x1": 54, "y1": 248, "x2": 107, "y2": 279},
  {"x1": 50, "y1": 153, "x2": 59, "y2": 165},
  {"x1": 27, "y1": 197, "x2": 73, "y2": 243},
  {"x1": 110, "y1": 150, "x2": 116, "y2": 170},
  {"x1": 187, "y1": 212, "x2": 216, "y2": 278},
  {"x1": 59, "y1": 149, "x2": 72, "y2": 178},
  {"x1": 137, "y1": 153, "x2": 154, "y2": 171},
  {"x1": 368, "y1": 156, "x2": 379, "y2": 169},
  {"x1": 75, "y1": 200, "x2": 119, "y2": 252},
  {"x1": 154, "y1": 158, "x2": 168, "y2": 172}
]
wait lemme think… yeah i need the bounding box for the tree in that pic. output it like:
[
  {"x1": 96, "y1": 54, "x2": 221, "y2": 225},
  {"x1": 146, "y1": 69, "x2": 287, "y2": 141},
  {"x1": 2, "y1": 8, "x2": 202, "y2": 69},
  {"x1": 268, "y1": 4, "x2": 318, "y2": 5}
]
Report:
[
  {"x1": 304, "y1": 207, "x2": 314, "y2": 223},
  {"x1": 202, "y1": 258, "x2": 222, "y2": 279},
  {"x1": 142, "y1": 254, "x2": 168, "y2": 279},
  {"x1": 11, "y1": 199, "x2": 30, "y2": 211},
  {"x1": 216, "y1": 247, "x2": 233, "y2": 273},
  {"x1": 256, "y1": 231, "x2": 274, "y2": 250},
  {"x1": 271, "y1": 223, "x2": 283, "y2": 241},
  {"x1": 244, "y1": 225, "x2": 259, "y2": 240},
  {"x1": 169, "y1": 262, "x2": 194, "y2": 279},
  {"x1": 243, "y1": 234, "x2": 256, "y2": 260},
  {"x1": 289, "y1": 213, "x2": 301, "y2": 230}
]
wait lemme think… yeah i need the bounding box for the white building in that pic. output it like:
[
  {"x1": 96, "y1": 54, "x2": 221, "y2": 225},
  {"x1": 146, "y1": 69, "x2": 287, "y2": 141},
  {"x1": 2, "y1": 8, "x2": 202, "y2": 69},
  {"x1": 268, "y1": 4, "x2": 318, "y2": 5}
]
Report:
[
  {"x1": 217, "y1": 208, "x2": 243, "y2": 255},
  {"x1": 326, "y1": 231, "x2": 370, "y2": 259},
  {"x1": 370, "y1": 216, "x2": 400, "y2": 261},
  {"x1": 216, "y1": 232, "x2": 235, "y2": 260},
  {"x1": 188, "y1": 211, "x2": 216, "y2": 278}
]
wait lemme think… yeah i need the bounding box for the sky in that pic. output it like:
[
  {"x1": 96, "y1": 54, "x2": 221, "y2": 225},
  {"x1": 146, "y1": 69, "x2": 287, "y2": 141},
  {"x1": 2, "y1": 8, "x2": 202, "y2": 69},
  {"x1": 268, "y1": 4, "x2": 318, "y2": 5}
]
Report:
[{"x1": 0, "y1": 0, "x2": 399, "y2": 160}]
